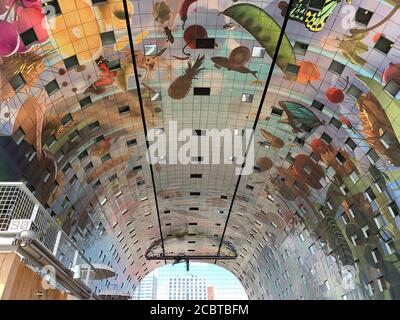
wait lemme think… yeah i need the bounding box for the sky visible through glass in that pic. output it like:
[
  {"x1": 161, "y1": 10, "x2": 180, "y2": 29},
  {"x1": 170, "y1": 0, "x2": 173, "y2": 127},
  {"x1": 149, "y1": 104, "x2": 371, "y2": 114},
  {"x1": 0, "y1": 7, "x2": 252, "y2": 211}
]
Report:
[{"x1": 139, "y1": 262, "x2": 248, "y2": 300}]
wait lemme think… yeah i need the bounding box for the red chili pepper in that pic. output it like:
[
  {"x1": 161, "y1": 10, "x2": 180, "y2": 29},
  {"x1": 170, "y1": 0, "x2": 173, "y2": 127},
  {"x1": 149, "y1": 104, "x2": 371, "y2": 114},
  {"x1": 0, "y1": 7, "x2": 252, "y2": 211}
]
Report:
[{"x1": 179, "y1": 0, "x2": 198, "y2": 30}]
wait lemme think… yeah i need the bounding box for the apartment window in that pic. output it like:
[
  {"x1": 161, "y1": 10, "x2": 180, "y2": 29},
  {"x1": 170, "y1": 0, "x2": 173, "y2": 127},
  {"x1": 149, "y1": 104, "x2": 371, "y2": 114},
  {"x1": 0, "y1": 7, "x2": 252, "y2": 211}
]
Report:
[
  {"x1": 100, "y1": 31, "x2": 116, "y2": 45},
  {"x1": 348, "y1": 85, "x2": 363, "y2": 99},
  {"x1": 46, "y1": 135, "x2": 57, "y2": 148},
  {"x1": 384, "y1": 80, "x2": 400, "y2": 97},
  {"x1": 108, "y1": 59, "x2": 121, "y2": 71},
  {"x1": 361, "y1": 225, "x2": 370, "y2": 238},
  {"x1": 144, "y1": 44, "x2": 157, "y2": 56},
  {"x1": 61, "y1": 113, "x2": 73, "y2": 126},
  {"x1": 374, "y1": 213, "x2": 387, "y2": 229},
  {"x1": 85, "y1": 162, "x2": 94, "y2": 171},
  {"x1": 101, "y1": 153, "x2": 111, "y2": 163},
  {"x1": 330, "y1": 117, "x2": 342, "y2": 129},
  {"x1": 64, "y1": 55, "x2": 79, "y2": 70},
  {"x1": 24, "y1": 145, "x2": 36, "y2": 162},
  {"x1": 69, "y1": 129, "x2": 79, "y2": 142},
  {"x1": 349, "y1": 171, "x2": 359, "y2": 183},
  {"x1": 366, "y1": 148, "x2": 380, "y2": 164},
  {"x1": 374, "y1": 36, "x2": 394, "y2": 54},
  {"x1": 311, "y1": 99, "x2": 324, "y2": 111},
  {"x1": 89, "y1": 120, "x2": 100, "y2": 131},
  {"x1": 42, "y1": 168, "x2": 51, "y2": 183},
  {"x1": 118, "y1": 105, "x2": 130, "y2": 115},
  {"x1": 241, "y1": 93, "x2": 253, "y2": 103},
  {"x1": 79, "y1": 96, "x2": 92, "y2": 109},
  {"x1": 345, "y1": 137, "x2": 357, "y2": 151},
  {"x1": 78, "y1": 150, "x2": 88, "y2": 160},
  {"x1": 271, "y1": 107, "x2": 283, "y2": 116},
  {"x1": 20, "y1": 28, "x2": 38, "y2": 47},
  {"x1": 127, "y1": 138, "x2": 137, "y2": 146},
  {"x1": 9, "y1": 73, "x2": 26, "y2": 91},
  {"x1": 252, "y1": 47, "x2": 265, "y2": 58},
  {"x1": 364, "y1": 187, "x2": 376, "y2": 202},
  {"x1": 45, "y1": 80, "x2": 60, "y2": 96},
  {"x1": 388, "y1": 202, "x2": 399, "y2": 218},
  {"x1": 329, "y1": 60, "x2": 345, "y2": 75},
  {"x1": 286, "y1": 63, "x2": 299, "y2": 76},
  {"x1": 335, "y1": 152, "x2": 346, "y2": 165},
  {"x1": 293, "y1": 41, "x2": 308, "y2": 55},
  {"x1": 321, "y1": 132, "x2": 332, "y2": 144},
  {"x1": 13, "y1": 127, "x2": 25, "y2": 145}
]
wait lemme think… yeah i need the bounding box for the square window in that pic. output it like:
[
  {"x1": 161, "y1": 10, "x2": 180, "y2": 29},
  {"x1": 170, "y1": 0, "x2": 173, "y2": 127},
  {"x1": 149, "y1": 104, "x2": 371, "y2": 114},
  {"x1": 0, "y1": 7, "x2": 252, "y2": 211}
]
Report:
[
  {"x1": 85, "y1": 162, "x2": 94, "y2": 171},
  {"x1": 374, "y1": 36, "x2": 394, "y2": 54},
  {"x1": 193, "y1": 87, "x2": 210, "y2": 96},
  {"x1": 347, "y1": 84, "x2": 363, "y2": 99},
  {"x1": 330, "y1": 117, "x2": 342, "y2": 129},
  {"x1": 355, "y1": 8, "x2": 373, "y2": 26},
  {"x1": 329, "y1": 60, "x2": 345, "y2": 75},
  {"x1": 271, "y1": 107, "x2": 283, "y2": 116},
  {"x1": 69, "y1": 129, "x2": 79, "y2": 141},
  {"x1": 118, "y1": 105, "x2": 130, "y2": 114},
  {"x1": 252, "y1": 46, "x2": 265, "y2": 58},
  {"x1": 241, "y1": 93, "x2": 253, "y2": 102},
  {"x1": 43, "y1": 0, "x2": 62, "y2": 17},
  {"x1": 79, "y1": 96, "x2": 92, "y2": 109},
  {"x1": 46, "y1": 135, "x2": 57, "y2": 148},
  {"x1": 101, "y1": 153, "x2": 111, "y2": 163},
  {"x1": 89, "y1": 120, "x2": 100, "y2": 130},
  {"x1": 20, "y1": 28, "x2": 38, "y2": 47},
  {"x1": 307, "y1": 0, "x2": 325, "y2": 11},
  {"x1": 127, "y1": 138, "x2": 137, "y2": 146},
  {"x1": 107, "y1": 59, "x2": 121, "y2": 71},
  {"x1": 9, "y1": 73, "x2": 26, "y2": 91},
  {"x1": 335, "y1": 152, "x2": 346, "y2": 165},
  {"x1": 366, "y1": 148, "x2": 380, "y2": 164},
  {"x1": 64, "y1": 55, "x2": 79, "y2": 69},
  {"x1": 311, "y1": 99, "x2": 324, "y2": 111},
  {"x1": 321, "y1": 132, "x2": 332, "y2": 143},
  {"x1": 61, "y1": 113, "x2": 73, "y2": 126},
  {"x1": 45, "y1": 80, "x2": 60, "y2": 96},
  {"x1": 380, "y1": 131, "x2": 394, "y2": 149},
  {"x1": 286, "y1": 63, "x2": 299, "y2": 76},
  {"x1": 151, "y1": 92, "x2": 161, "y2": 101},
  {"x1": 100, "y1": 31, "x2": 116, "y2": 45},
  {"x1": 13, "y1": 127, "x2": 25, "y2": 145},
  {"x1": 293, "y1": 41, "x2": 309, "y2": 55},
  {"x1": 349, "y1": 171, "x2": 359, "y2": 183},
  {"x1": 384, "y1": 80, "x2": 400, "y2": 97},
  {"x1": 144, "y1": 44, "x2": 157, "y2": 56},
  {"x1": 95, "y1": 135, "x2": 104, "y2": 143},
  {"x1": 345, "y1": 137, "x2": 357, "y2": 150},
  {"x1": 78, "y1": 150, "x2": 88, "y2": 160}
]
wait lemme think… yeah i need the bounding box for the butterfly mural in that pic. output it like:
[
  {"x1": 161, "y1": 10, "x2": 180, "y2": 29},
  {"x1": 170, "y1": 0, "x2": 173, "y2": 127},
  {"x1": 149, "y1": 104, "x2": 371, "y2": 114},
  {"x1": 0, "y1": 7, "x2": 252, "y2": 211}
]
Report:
[
  {"x1": 278, "y1": 101, "x2": 325, "y2": 136},
  {"x1": 280, "y1": 0, "x2": 351, "y2": 32},
  {"x1": 84, "y1": 56, "x2": 118, "y2": 95}
]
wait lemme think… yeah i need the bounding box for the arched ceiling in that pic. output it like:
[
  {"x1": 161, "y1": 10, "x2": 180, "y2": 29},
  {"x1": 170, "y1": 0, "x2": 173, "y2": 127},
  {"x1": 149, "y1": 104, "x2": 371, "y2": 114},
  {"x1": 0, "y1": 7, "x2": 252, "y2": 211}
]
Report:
[{"x1": 1, "y1": 0, "x2": 400, "y2": 299}]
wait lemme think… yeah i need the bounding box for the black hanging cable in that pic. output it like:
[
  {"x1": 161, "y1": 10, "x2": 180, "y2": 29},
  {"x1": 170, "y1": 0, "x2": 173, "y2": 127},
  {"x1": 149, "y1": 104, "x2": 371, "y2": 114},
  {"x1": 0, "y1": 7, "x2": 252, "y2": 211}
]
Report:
[
  {"x1": 216, "y1": 0, "x2": 295, "y2": 258},
  {"x1": 122, "y1": 0, "x2": 165, "y2": 256}
]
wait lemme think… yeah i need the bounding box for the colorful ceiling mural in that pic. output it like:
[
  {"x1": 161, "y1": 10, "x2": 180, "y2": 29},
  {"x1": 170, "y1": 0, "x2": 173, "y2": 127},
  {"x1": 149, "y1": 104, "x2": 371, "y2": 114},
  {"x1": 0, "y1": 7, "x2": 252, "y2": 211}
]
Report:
[{"x1": 1, "y1": 0, "x2": 400, "y2": 299}]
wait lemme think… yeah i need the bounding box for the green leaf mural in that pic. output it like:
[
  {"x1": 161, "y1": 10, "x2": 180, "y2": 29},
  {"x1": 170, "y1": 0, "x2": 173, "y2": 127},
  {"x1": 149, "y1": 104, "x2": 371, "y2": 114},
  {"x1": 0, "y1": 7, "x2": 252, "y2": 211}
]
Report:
[{"x1": 221, "y1": 3, "x2": 296, "y2": 72}]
